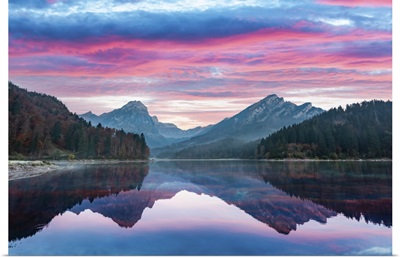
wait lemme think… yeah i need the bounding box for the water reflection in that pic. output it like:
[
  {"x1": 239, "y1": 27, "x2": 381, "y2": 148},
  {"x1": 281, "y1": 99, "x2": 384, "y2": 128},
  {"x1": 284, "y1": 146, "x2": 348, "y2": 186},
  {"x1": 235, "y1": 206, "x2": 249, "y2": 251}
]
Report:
[
  {"x1": 149, "y1": 160, "x2": 392, "y2": 234},
  {"x1": 9, "y1": 160, "x2": 391, "y2": 252},
  {"x1": 257, "y1": 161, "x2": 392, "y2": 227},
  {"x1": 9, "y1": 163, "x2": 149, "y2": 241}
]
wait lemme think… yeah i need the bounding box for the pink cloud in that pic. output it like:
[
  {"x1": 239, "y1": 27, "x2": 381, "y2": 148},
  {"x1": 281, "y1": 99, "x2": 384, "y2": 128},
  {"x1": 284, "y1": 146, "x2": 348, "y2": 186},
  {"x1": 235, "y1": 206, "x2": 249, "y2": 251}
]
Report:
[
  {"x1": 9, "y1": 25, "x2": 391, "y2": 57},
  {"x1": 316, "y1": 0, "x2": 392, "y2": 7},
  {"x1": 9, "y1": 24, "x2": 392, "y2": 129},
  {"x1": 9, "y1": 28, "x2": 392, "y2": 78}
]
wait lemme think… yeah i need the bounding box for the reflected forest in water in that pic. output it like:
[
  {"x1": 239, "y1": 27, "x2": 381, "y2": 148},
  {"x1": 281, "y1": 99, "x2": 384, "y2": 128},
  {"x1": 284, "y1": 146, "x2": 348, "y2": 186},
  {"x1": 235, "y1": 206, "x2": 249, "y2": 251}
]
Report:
[{"x1": 9, "y1": 161, "x2": 391, "y2": 242}]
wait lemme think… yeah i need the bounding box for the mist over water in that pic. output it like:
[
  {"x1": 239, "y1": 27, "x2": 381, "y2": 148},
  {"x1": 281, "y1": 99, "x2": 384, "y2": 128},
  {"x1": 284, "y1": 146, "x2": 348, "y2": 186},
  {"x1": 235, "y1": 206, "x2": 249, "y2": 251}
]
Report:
[{"x1": 9, "y1": 160, "x2": 392, "y2": 255}]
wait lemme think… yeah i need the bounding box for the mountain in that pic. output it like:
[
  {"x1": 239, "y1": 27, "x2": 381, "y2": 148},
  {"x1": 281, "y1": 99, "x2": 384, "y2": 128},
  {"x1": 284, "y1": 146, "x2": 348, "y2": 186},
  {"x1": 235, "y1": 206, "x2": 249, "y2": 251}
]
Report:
[
  {"x1": 152, "y1": 115, "x2": 212, "y2": 139},
  {"x1": 256, "y1": 100, "x2": 392, "y2": 159},
  {"x1": 78, "y1": 111, "x2": 100, "y2": 125},
  {"x1": 81, "y1": 101, "x2": 159, "y2": 134},
  {"x1": 80, "y1": 101, "x2": 211, "y2": 148},
  {"x1": 8, "y1": 82, "x2": 149, "y2": 160},
  {"x1": 80, "y1": 101, "x2": 167, "y2": 148},
  {"x1": 153, "y1": 94, "x2": 324, "y2": 158},
  {"x1": 198, "y1": 94, "x2": 324, "y2": 142},
  {"x1": 172, "y1": 138, "x2": 258, "y2": 159}
]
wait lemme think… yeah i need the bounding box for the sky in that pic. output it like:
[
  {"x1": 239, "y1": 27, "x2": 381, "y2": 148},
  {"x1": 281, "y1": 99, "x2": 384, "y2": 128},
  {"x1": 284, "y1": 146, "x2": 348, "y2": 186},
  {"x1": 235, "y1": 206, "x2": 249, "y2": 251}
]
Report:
[{"x1": 8, "y1": 0, "x2": 393, "y2": 129}]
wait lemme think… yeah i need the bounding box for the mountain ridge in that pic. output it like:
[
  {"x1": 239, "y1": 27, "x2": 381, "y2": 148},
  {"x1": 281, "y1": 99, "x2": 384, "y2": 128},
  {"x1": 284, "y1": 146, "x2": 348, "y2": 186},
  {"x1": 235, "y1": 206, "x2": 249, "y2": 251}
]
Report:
[
  {"x1": 153, "y1": 94, "x2": 324, "y2": 158},
  {"x1": 79, "y1": 101, "x2": 211, "y2": 148},
  {"x1": 80, "y1": 94, "x2": 323, "y2": 154}
]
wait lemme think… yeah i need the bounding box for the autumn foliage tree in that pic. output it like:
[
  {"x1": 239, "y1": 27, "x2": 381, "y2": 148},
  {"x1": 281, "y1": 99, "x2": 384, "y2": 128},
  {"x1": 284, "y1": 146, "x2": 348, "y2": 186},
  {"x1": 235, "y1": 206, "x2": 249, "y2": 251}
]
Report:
[{"x1": 9, "y1": 82, "x2": 150, "y2": 160}]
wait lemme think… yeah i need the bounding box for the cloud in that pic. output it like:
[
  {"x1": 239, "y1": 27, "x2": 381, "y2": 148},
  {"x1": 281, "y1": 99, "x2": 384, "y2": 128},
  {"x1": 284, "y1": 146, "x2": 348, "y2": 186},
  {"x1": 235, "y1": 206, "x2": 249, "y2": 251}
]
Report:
[
  {"x1": 9, "y1": 0, "x2": 50, "y2": 9},
  {"x1": 183, "y1": 91, "x2": 251, "y2": 98},
  {"x1": 8, "y1": 0, "x2": 392, "y2": 129},
  {"x1": 316, "y1": 0, "x2": 392, "y2": 7},
  {"x1": 9, "y1": 8, "x2": 272, "y2": 42},
  {"x1": 316, "y1": 18, "x2": 353, "y2": 26},
  {"x1": 324, "y1": 40, "x2": 392, "y2": 59},
  {"x1": 9, "y1": 0, "x2": 273, "y2": 13},
  {"x1": 351, "y1": 246, "x2": 392, "y2": 255},
  {"x1": 9, "y1": 2, "x2": 385, "y2": 43}
]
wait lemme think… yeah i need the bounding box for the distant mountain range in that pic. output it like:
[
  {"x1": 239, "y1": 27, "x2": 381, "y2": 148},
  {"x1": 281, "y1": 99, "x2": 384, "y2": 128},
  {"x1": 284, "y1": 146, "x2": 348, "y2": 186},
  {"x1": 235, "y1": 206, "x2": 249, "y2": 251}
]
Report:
[
  {"x1": 152, "y1": 115, "x2": 213, "y2": 139},
  {"x1": 80, "y1": 101, "x2": 211, "y2": 148},
  {"x1": 195, "y1": 94, "x2": 323, "y2": 142},
  {"x1": 153, "y1": 94, "x2": 324, "y2": 158},
  {"x1": 80, "y1": 94, "x2": 324, "y2": 157},
  {"x1": 11, "y1": 80, "x2": 390, "y2": 160}
]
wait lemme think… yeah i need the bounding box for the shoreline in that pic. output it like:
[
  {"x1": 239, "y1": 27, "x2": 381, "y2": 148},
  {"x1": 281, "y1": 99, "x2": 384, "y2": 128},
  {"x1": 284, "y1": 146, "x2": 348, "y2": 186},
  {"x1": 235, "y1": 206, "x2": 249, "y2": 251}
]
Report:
[
  {"x1": 9, "y1": 158, "x2": 392, "y2": 181},
  {"x1": 151, "y1": 158, "x2": 392, "y2": 162},
  {"x1": 8, "y1": 159, "x2": 149, "y2": 181}
]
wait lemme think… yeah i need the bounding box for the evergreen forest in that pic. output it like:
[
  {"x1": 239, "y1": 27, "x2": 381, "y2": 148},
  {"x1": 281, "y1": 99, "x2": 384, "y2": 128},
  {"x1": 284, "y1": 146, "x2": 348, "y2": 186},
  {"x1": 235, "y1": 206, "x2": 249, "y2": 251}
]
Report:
[
  {"x1": 256, "y1": 100, "x2": 392, "y2": 159},
  {"x1": 9, "y1": 82, "x2": 150, "y2": 160}
]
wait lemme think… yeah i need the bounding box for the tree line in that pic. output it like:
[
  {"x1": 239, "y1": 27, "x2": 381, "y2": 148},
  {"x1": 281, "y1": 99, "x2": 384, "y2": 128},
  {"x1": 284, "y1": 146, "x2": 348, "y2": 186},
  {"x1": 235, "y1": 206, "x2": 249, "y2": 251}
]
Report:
[
  {"x1": 256, "y1": 100, "x2": 392, "y2": 159},
  {"x1": 9, "y1": 82, "x2": 150, "y2": 160}
]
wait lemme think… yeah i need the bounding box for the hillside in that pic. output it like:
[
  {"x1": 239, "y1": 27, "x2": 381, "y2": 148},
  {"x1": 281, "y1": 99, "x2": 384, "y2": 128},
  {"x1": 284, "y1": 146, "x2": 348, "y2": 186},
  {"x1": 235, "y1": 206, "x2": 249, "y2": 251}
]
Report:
[
  {"x1": 171, "y1": 138, "x2": 258, "y2": 159},
  {"x1": 8, "y1": 82, "x2": 150, "y2": 160},
  {"x1": 256, "y1": 100, "x2": 392, "y2": 159},
  {"x1": 153, "y1": 94, "x2": 323, "y2": 158}
]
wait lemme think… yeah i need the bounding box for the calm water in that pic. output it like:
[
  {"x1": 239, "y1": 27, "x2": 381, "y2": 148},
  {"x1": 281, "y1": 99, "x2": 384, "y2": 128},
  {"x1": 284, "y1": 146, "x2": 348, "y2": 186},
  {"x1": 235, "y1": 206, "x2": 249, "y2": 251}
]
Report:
[{"x1": 9, "y1": 160, "x2": 392, "y2": 255}]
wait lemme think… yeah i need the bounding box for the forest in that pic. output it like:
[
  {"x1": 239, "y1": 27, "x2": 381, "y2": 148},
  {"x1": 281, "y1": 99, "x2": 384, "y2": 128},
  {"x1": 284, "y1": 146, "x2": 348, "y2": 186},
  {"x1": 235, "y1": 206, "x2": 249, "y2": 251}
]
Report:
[
  {"x1": 256, "y1": 100, "x2": 392, "y2": 159},
  {"x1": 9, "y1": 82, "x2": 150, "y2": 160},
  {"x1": 156, "y1": 138, "x2": 257, "y2": 159}
]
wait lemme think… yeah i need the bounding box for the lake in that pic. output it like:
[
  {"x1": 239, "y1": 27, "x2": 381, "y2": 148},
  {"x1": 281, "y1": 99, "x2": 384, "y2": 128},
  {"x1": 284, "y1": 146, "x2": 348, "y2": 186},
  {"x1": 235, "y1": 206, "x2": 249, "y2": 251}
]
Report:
[{"x1": 8, "y1": 160, "x2": 392, "y2": 255}]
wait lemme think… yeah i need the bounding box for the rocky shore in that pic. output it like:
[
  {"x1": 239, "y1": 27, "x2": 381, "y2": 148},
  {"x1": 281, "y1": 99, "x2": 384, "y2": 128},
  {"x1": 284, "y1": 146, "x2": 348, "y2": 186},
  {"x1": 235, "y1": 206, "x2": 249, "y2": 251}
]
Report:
[{"x1": 8, "y1": 160, "x2": 148, "y2": 181}]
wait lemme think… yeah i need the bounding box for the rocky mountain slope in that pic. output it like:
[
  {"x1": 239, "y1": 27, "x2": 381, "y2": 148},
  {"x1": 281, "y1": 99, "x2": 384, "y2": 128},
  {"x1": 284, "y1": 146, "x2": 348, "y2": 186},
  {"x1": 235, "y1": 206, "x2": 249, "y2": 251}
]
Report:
[
  {"x1": 80, "y1": 101, "x2": 210, "y2": 148},
  {"x1": 154, "y1": 94, "x2": 324, "y2": 158}
]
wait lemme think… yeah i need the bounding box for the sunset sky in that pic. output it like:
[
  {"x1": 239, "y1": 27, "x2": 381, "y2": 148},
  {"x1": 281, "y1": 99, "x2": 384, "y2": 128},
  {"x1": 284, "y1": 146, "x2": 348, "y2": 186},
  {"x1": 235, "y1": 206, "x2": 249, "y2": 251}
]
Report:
[{"x1": 8, "y1": 0, "x2": 392, "y2": 129}]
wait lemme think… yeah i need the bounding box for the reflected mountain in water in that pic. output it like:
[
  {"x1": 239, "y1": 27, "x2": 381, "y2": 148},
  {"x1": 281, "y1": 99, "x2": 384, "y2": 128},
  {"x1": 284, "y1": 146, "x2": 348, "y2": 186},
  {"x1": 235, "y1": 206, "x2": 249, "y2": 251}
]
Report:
[
  {"x1": 9, "y1": 161, "x2": 392, "y2": 241},
  {"x1": 149, "y1": 161, "x2": 337, "y2": 234},
  {"x1": 148, "y1": 161, "x2": 391, "y2": 233},
  {"x1": 9, "y1": 163, "x2": 149, "y2": 241},
  {"x1": 68, "y1": 179, "x2": 179, "y2": 228}
]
